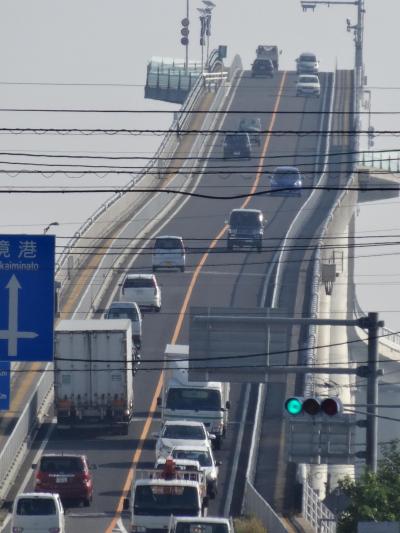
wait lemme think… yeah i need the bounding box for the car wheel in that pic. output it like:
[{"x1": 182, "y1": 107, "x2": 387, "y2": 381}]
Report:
[
  {"x1": 152, "y1": 267, "x2": 157, "y2": 273},
  {"x1": 227, "y1": 241, "x2": 233, "y2": 251},
  {"x1": 214, "y1": 436, "x2": 222, "y2": 450},
  {"x1": 180, "y1": 266, "x2": 185, "y2": 273},
  {"x1": 257, "y1": 243, "x2": 262, "y2": 253},
  {"x1": 83, "y1": 497, "x2": 91, "y2": 507},
  {"x1": 155, "y1": 306, "x2": 161, "y2": 313},
  {"x1": 209, "y1": 487, "x2": 217, "y2": 499}
]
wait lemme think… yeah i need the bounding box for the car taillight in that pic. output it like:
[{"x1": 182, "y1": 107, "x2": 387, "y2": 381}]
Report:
[{"x1": 35, "y1": 470, "x2": 45, "y2": 483}]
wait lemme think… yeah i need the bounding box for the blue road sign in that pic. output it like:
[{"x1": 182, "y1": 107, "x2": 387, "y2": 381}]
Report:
[
  {"x1": 0, "y1": 362, "x2": 10, "y2": 410},
  {"x1": 0, "y1": 235, "x2": 55, "y2": 362}
]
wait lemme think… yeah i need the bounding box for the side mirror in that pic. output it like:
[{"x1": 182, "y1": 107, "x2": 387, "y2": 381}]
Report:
[
  {"x1": 226, "y1": 401, "x2": 231, "y2": 410},
  {"x1": 31, "y1": 464, "x2": 37, "y2": 469},
  {"x1": 151, "y1": 432, "x2": 159, "y2": 438},
  {"x1": 216, "y1": 460, "x2": 222, "y2": 467},
  {"x1": 208, "y1": 433, "x2": 216, "y2": 440},
  {"x1": 157, "y1": 397, "x2": 161, "y2": 407},
  {"x1": 88, "y1": 463, "x2": 98, "y2": 470},
  {"x1": 123, "y1": 497, "x2": 130, "y2": 511}
]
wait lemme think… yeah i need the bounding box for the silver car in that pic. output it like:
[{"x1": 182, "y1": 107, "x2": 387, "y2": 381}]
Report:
[
  {"x1": 152, "y1": 235, "x2": 185, "y2": 272},
  {"x1": 104, "y1": 301, "x2": 142, "y2": 349}
]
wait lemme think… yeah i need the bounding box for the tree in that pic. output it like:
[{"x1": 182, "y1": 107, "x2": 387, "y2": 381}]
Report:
[{"x1": 338, "y1": 440, "x2": 400, "y2": 532}]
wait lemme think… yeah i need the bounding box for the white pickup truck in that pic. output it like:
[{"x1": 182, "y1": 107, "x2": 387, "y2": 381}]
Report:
[{"x1": 124, "y1": 460, "x2": 208, "y2": 532}]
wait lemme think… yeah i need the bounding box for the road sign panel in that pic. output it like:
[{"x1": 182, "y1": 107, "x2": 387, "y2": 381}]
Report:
[
  {"x1": 0, "y1": 362, "x2": 10, "y2": 410},
  {"x1": 0, "y1": 235, "x2": 55, "y2": 362}
]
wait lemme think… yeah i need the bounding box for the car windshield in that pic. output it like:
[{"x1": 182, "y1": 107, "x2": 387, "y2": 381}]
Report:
[
  {"x1": 300, "y1": 54, "x2": 316, "y2": 62},
  {"x1": 299, "y1": 76, "x2": 318, "y2": 83},
  {"x1": 172, "y1": 449, "x2": 213, "y2": 467},
  {"x1": 107, "y1": 308, "x2": 138, "y2": 321},
  {"x1": 134, "y1": 485, "x2": 198, "y2": 516},
  {"x1": 163, "y1": 425, "x2": 206, "y2": 440},
  {"x1": 273, "y1": 169, "x2": 300, "y2": 183},
  {"x1": 166, "y1": 388, "x2": 222, "y2": 411},
  {"x1": 175, "y1": 524, "x2": 229, "y2": 533},
  {"x1": 16, "y1": 498, "x2": 56, "y2": 516},
  {"x1": 40, "y1": 456, "x2": 84, "y2": 474},
  {"x1": 225, "y1": 134, "x2": 248, "y2": 148},
  {"x1": 154, "y1": 238, "x2": 183, "y2": 250},
  {"x1": 124, "y1": 278, "x2": 154, "y2": 289},
  {"x1": 229, "y1": 211, "x2": 262, "y2": 229}
]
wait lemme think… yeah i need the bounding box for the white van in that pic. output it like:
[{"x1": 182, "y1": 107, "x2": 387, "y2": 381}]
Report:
[
  {"x1": 11, "y1": 492, "x2": 65, "y2": 533},
  {"x1": 152, "y1": 236, "x2": 186, "y2": 272}
]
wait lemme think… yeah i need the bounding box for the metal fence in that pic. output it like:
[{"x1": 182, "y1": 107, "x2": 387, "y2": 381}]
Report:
[
  {"x1": 360, "y1": 150, "x2": 400, "y2": 172},
  {"x1": 0, "y1": 364, "x2": 53, "y2": 501},
  {"x1": 302, "y1": 481, "x2": 336, "y2": 533}
]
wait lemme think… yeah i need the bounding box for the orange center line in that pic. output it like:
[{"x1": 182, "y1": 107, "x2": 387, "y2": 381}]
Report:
[{"x1": 105, "y1": 71, "x2": 287, "y2": 533}]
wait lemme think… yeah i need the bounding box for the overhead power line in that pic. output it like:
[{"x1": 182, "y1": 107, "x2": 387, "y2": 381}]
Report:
[{"x1": 0, "y1": 185, "x2": 398, "y2": 197}]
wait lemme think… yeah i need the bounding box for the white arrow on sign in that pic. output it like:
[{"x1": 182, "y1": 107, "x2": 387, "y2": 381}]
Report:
[{"x1": 0, "y1": 274, "x2": 38, "y2": 356}]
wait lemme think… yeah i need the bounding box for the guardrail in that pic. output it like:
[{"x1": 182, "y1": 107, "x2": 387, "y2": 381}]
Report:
[
  {"x1": 302, "y1": 481, "x2": 336, "y2": 533},
  {"x1": 0, "y1": 364, "x2": 53, "y2": 501},
  {"x1": 360, "y1": 150, "x2": 400, "y2": 172}
]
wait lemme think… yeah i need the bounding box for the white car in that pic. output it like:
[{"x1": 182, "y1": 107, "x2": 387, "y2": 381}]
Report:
[
  {"x1": 11, "y1": 493, "x2": 65, "y2": 533},
  {"x1": 296, "y1": 75, "x2": 320, "y2": 97},
  {"x1": 296, "y1": 52, "x2": 319, "y2": 74},
  {"x1": 171, "y1": 444, "x2": 220, "y2": 498},
  {"x1": 119, "y1": 273, "x2": 161, "y2": 312},
  {"x1": 152, "y1": 235, "x2": 186, "y2": 272},
  {"x1": 154, "y1": 420, "x2": 215, "y2": 460}
]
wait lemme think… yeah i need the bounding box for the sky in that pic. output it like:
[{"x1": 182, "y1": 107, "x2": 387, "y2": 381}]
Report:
[{"x1": 0, "y1": 0, "x2": 398, "y2": 327}]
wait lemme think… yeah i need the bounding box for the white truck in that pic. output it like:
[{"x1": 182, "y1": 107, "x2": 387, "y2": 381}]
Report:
[
  {"x1": 157, "y1": 344, "x2": 230, "y2": 449},
  {"x1": 54, "y1": 319, "x2": 136, "y2": 434},
  {"x1": 255, "y1": 44, "x2": 280, "y2": 69},
  {"x1": 168, "y1": 516, "x2": 234, "y2": 533},
  {"x1": 123, "y1": 460, "x2": 208, "y2": 532}
]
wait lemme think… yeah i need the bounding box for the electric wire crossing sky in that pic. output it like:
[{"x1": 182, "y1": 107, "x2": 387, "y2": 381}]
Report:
[{"x1": 0, "y1": 235, "x2": 55, "y2": 363}]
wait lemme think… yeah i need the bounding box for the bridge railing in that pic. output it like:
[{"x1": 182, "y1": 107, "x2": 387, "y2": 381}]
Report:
[{"x1": 360, "y1": 150, "x2": 400, "y2": 172}]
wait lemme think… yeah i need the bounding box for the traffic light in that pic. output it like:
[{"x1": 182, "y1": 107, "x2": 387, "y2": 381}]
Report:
[
  {"x1": 180, "y1": 17, "x2": 189, "y2": 46},
  {"x1": 284, "y1": 396, "x2": 342, "y2": 417}
]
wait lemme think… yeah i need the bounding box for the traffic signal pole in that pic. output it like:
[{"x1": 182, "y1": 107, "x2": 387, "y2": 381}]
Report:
[
  {"x1": 192, "y1": 313, "x2": 383, "y2": 472},
  {"x1": 366, "y1": 312, "x2": 380, "y2": 472}
]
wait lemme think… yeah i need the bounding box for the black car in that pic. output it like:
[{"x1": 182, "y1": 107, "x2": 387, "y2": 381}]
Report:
[
  {"x1": 223, "y1": 132, "x2": 251, "y2": 159},
  {"x1": 226, "y1": 208, "x2": 264, "y2": 252},
  {"x1": 251, "y1": 58, "x2": 274, "y2": 78}
]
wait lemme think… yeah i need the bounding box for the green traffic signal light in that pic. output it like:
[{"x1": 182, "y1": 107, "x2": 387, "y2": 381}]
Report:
[{"x1": 285, "y1": 397, "x2": 303, "y2": 415}]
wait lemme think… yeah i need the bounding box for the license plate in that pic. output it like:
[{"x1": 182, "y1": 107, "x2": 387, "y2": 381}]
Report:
[{"x1": 56, "y1": 476, "x2": 68, "y2": 483}]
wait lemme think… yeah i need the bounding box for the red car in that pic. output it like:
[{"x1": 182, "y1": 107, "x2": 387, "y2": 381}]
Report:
[{"x1": 34, "y1": 454, "x2": 93, "y2": 506}]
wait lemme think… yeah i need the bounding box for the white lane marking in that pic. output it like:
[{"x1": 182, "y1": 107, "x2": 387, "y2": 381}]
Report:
[
  {"x1": 0, "y1": 418, "x2": 56, "y2": 532},
  {"x1": 112, "y1": 518, "x2": 129, "y2": 533},
  {"x1": 223, "y1": 383, "x2": 250, "y2": 517}
]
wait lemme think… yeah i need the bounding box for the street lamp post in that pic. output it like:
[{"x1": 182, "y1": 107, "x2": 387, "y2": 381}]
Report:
[
  {"x1": 202, "y1": 1, "x2": 216, "y2": 67},
  {"x1": 43, "y1": 222, "x2": 59, "y2": 234}
]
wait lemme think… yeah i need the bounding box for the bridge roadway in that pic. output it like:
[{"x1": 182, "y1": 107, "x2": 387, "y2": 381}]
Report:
[{"x1": 1, "y1": 69, "x2": 330, "y2": 532}]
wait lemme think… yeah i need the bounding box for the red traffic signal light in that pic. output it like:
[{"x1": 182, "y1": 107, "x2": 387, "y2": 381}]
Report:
[{"x1": 284, "y1": 396, "x2": 342, "y2": 417}]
